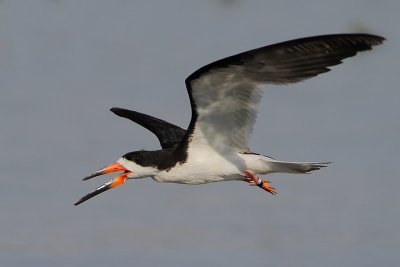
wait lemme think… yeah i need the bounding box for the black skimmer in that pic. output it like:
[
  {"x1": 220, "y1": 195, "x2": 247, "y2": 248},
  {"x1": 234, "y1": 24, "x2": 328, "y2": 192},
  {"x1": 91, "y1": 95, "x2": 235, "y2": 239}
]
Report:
[{"x1": 75, "y1": 34, "x2": 384, "y2": 206}]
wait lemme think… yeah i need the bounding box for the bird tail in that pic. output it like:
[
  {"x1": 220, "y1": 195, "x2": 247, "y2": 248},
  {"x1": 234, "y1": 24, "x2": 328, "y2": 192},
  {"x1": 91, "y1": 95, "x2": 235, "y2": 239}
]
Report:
[{"x1": 264, "y1": 160, "x2": 331, "y2": 174}]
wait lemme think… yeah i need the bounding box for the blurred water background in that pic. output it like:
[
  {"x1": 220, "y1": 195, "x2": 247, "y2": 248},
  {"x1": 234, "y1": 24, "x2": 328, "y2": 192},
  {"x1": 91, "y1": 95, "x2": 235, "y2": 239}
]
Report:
[{"x1": 0, "y1": 1, "x2": 398, "y2": 266}]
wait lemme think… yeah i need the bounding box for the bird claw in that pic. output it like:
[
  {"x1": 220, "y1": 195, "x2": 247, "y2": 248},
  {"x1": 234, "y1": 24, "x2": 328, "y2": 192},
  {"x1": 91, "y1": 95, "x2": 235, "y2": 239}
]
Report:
[
  {"x1": 242, "y1": 171, "x2": 277, "y2": 195},
  {"x1": 259, "y1": 179, "x2": 277, "y2": 195}
]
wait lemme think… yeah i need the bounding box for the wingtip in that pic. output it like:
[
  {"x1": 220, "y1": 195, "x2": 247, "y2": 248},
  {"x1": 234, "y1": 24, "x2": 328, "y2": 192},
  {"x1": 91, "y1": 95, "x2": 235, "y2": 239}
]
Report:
[
  {"x1": 110, "y1": 107, "x2": 121, "y2": 114},
  {"x1": 110, "y1": 107, "x2": 129, "y2": 118},
  {"x1": 361, "y1": 33, "x2": 385, "y2": 42},
  {"x1": 378, "y1": 35, "x2": 386, "y2": 42},
  {"x1": 371, "y1": 34, "x2": 386, "y2": 43},
  {"x1": 365, "y1": 34, "x2": 386, "y2": 48}
]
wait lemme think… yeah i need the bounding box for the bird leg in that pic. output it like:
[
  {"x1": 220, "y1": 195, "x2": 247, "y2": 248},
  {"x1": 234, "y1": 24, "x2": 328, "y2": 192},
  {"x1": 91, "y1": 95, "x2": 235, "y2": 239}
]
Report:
[{"x1": 243, "y1": 170, "x2": 277, "y2": 195}]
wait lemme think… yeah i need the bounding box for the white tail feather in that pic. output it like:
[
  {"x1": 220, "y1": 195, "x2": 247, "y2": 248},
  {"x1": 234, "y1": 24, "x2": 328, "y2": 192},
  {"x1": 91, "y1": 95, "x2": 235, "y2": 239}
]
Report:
[{"x1": 265, "y1": 160, "x2": 331, "y2": 174}]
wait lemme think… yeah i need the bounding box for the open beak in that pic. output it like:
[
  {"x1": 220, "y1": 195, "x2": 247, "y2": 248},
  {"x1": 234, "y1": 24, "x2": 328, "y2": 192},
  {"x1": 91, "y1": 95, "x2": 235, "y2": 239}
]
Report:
[
  {"x1": 75, "y1": 170, "x2": 132, "y2": 206},
  {"x1": 75, "y1": 162, "x2": 132, "y2": 206},
  {"x1": 83, "y1": 162, "x2": 126, "y2": 181}
]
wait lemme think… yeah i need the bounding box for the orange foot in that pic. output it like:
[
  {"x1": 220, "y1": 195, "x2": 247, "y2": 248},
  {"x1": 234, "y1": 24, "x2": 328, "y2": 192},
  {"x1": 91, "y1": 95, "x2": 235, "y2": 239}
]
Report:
[{"x1": 243, "y1": 170, "x2": 277, "y2": 195}]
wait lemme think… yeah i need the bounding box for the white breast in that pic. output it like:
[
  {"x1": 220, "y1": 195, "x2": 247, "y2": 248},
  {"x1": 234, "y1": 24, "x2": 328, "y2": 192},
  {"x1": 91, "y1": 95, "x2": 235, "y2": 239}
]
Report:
[{"x1": 154, "y1": 143, "x2": 247, "y2": 184}]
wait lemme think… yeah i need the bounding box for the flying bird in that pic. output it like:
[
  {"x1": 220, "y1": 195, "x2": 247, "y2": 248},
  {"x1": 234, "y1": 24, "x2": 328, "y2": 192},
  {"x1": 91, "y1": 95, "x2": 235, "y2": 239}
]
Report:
[{"x1": 75, "y1": 34, "x2": 384, "y2": 206}]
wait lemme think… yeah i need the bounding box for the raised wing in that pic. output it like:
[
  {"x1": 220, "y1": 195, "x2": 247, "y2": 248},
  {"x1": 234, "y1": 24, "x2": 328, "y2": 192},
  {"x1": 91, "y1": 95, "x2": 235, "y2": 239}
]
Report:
[
  {"x1": 110, "y1": 107, "x2": 186, "y2": 149},
  {"x1": 184, "y1": 34, "x2": 384, "y2": 151}
]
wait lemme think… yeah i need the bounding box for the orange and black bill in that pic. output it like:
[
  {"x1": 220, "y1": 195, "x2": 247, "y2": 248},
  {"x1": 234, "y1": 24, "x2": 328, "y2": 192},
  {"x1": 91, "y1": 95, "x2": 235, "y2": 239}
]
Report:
[
  {"x1": 83, "y1": 162, "x2": 126, "y2": 181},
  {"x1": 75, "y1": 171, "x2": 131, "y2": 206}
]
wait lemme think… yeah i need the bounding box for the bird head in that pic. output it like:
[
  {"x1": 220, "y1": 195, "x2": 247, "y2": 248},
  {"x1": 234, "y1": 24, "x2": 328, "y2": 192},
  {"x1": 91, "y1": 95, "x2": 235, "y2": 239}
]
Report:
[{"x1": 74, "y1": 151, "x2": 158, "y2": 206}]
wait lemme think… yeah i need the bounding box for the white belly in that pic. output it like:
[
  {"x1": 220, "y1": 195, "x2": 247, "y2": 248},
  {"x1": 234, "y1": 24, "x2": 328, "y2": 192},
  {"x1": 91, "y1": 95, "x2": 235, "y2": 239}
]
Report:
[
  {"x1": 154, "y1": 147, "x2": 245, "y2": 184},
  {"x1": 153, "y1": 145, "x2": 272, "y2": 184}
]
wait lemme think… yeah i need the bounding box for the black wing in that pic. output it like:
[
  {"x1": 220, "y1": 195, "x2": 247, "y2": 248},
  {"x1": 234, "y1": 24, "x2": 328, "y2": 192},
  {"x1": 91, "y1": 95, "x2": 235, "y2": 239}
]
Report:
[
  {"x1": 187, "y1": 34, "x2": 385, "y2": 84},
  {"x1": 110, "y1": 107, "x2": 186, "y2": 149}
]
